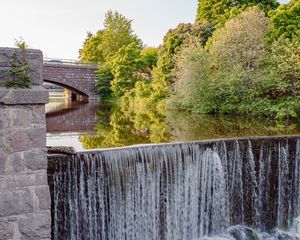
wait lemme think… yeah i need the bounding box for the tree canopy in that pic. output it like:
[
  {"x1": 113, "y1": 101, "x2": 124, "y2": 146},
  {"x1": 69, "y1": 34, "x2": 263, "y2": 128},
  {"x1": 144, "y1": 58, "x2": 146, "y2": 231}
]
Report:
[
  {"x1": 268, "y1": 0, "x2": 300, "y2": 42},
  {"x1": 196, "y1": 0, "x2": 278, "y2": 27}
]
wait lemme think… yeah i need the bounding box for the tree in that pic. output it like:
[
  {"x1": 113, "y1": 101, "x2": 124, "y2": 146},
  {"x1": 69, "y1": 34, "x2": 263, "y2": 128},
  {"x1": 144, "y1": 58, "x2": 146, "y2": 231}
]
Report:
[
  {"x1": 110, "y1": 43, "x2": 143, "y2": 96},
  {"x1": 268, "y1": 0, "x2": 300, "y2": 42},
  {"x1": 271, "y1": 30, "x2": 300, "y2": 96},
  {"x1": 208, "y1": 7, "x2": 269, "y2": 71},
  {"x1": 196, "y1": 0, "x2": 278, "y2": 27},
  {"x1": 100, "y1": 11, "x2": 142, "y2": 60},
  {"x1": 150, "y1": 23, "x2": 198, "y2": 101},
  {"x1": 79, "y1": 31, "x2": 104, "y2": 63},
  {"x1": 79, "y1": 10, "x2": 143, "y2": 96}
]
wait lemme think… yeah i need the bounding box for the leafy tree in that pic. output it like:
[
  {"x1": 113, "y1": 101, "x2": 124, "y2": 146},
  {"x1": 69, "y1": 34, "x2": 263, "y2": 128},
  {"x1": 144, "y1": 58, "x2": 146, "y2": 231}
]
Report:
[
  {"x1": 141, "y1": 47, "x2": 158, "y2": 70},
  {"x1": 268, "y1": 0, "x2": 300, "y2": 42},
  {"x1": 150, "y1": 23, "x2": 198, "y2": 101},
  {"x1": 209, "y1": 7, "x2": 269, "y2": 71},
  {"x1": 196, "y1": 0, "x2": 278, "y2": 27},
  {"x1": 110, "y1": 43, "x2": 143, "y2": 96},
  {"x1": 171, "y1": 7, "x2": 300, "y2": 119},
  {"x1": 79, "y1": 31, "x2": 104, "y2": 63},
  {"x1": 79, "y1": 10, "x2": 143, "y2": 96},
  {"x1": 271, "y1": 30, "x2": 300, "y2": 96},
  {"x1": 110, "y1": 46, "x2": 158, "y2": 97},
  {"x1": 100, "y1": 10, "x2": 142, "y2": 60}
]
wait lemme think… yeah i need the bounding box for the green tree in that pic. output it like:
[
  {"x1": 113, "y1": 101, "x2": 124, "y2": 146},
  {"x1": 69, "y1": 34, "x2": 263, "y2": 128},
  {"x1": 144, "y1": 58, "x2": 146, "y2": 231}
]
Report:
[
  {"x1": 110, "y1": 43, "x2": 143, "y2": 96},
  {"x1": 79, "y1": 10, "x2": 142, "y2": 96},
  {"x1": 209, "y1": 7, "x2": 269, "y2": 71},
  {"x1": 150, "y1": 23, "x2": 196, "y2": 101},
  {"x1": 268, "y1": 0, "x2": 300, "y2": 42},
  {"x1": 79, "y1": 31, "x2": 104, "y2": 63},
  {"x1": 271, "y1": 31, "x2": 300, "y2": 96},
  {"x1": 196, "y1": 0, "x2": 278, "y2": 27},
  {"x1": 171, "y1": 7, "x2": 300, "y2": 119},
  {"x1": 100, "y1": 10, "x2": 142, "y2": 60}
]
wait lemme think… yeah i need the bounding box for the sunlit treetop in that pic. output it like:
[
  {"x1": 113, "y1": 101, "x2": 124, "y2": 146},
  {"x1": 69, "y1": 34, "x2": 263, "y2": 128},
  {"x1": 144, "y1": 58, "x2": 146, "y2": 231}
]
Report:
[{"x1": 196, "y1": 0, "x2": 279, "y2": 27}]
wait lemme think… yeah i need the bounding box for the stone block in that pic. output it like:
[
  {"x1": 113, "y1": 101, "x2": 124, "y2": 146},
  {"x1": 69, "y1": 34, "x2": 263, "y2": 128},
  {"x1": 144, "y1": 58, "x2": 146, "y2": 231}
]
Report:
[
  {"x1": 9, "y1": 128, "x2": 46, "y2": 153},
  {"x1": 0, "y1": 218, "x2": 14, "y2": 240},
  {"x1": 0, "y1": 107, "x2": 9, "y2": 130},
  {"x1": 0, "y1": 172, "x2": 48, "y2": 191},
  {"x1": 0, "y1": 150, "x2": 9, "y2": 175},
  {"x1": 11, "y1": 107, "x2": 31, "y2": 128},
  {"x1": 10, "y1": 152, "x2": 24, "y2": 173},
  {"x1": 0, "y1": 189, "x2": 33, "y2": 217},
  {"x1": 10, "y1": 129, "x2": 31, "y2": 152},
  {"x1": 0, "y1": 48, "x2": 43, "y2": 85},
  {"x1": 0, "y1": 86, "x2": 49, "y2": 105},
  {"x1": 35, "y1": 186, "x2": 51, "y2": 210},
  {"x1": 29, "y1": 127, "x2": 46, "y2": 148},
  {"x1": 31, "y1": 105, "x2": 45, "y2": 125},
  {"x1": 0, "y1": 67, "x2": 9, "y2": 84},
  {"x1": 19, "y1": 213, "x2": 51, "y2": 240},
  {"x1": 24, "y1": 149, "x2": 47, "y2": 170}
]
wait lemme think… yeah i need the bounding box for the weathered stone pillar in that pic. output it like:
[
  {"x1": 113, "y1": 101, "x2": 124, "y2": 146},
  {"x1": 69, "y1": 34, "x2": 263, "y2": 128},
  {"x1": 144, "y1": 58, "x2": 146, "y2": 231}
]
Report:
[{"x1": 0, "y1": 48, "x2": 51, "y2": 240}]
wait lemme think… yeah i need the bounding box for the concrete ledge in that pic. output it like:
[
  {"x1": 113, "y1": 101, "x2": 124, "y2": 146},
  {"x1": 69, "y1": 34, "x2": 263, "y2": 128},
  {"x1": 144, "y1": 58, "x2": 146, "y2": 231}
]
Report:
[{"x1": 0, "y1": 86, "x2": 49, "y2": 105}]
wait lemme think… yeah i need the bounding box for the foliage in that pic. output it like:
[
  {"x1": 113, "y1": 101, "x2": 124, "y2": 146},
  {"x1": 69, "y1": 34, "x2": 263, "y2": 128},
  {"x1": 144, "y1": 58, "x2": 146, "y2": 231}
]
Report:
[
  {"x1": 208, "y1": 7, "x2": 269, "y2": 71},
  {"x1": 3, "y1": 40, "x2": 31, "y2": 89},
  {"x1": 196, "y1": 0, "x2": 278, "y2": 27},
  {"x1": 101, "y1": 10, "x2": 142, "y2": 60},
  {"x1": 271, "y1": 30, "x2": 300, "y2": 97},
  {"x1": 79, "y1": 10, "x2": 142, "y2": 96},
  {"x1": 171, "y1": 7, "x2": 300, "y2": 119},
  {"x1": 267, "y1": 0, "x2": 300, "y2": 42},
  {"x1": 109, "y1": 44, "x2": 158, "y2": 97},
  {"x1": 149, "y1": 23, "x2": 202, "y2": 102},
  {"x1": 79, "y1": 31, "x2": 104, "y2": 63},
  {"x1": 110, "y1": 43, "x2": 143, "y2": 96}
]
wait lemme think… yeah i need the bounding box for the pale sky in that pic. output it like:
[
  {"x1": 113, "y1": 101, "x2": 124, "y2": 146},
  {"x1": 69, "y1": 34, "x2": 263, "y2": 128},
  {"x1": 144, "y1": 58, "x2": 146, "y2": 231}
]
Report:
[{"x1": 0, "y1": 0, "x2": 289, "y2": 60}]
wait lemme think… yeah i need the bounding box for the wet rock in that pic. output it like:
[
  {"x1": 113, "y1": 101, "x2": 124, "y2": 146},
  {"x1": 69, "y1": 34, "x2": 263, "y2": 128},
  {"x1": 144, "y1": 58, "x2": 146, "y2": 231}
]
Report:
[
  {"x1": 47, "y1": 146, "x2": 76, "y2": 155},
  {"x1": 262, "y1": 229, "x2": 300, "y2": 240},
  {"x1": 226, "y1": 225, "x2": 259, "y2": 240}
]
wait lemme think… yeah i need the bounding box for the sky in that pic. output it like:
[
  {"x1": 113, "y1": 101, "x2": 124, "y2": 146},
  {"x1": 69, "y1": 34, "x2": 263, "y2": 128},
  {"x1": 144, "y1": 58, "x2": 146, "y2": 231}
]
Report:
[{"x1": 0, "y1": 0, "x2": 289, "y2": 60}]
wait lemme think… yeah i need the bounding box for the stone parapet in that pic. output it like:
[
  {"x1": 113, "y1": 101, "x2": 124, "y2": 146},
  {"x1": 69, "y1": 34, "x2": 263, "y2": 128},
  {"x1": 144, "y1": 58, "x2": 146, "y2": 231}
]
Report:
[{"x1": 0, "y1": 47, "x2": 51, "y2": 240}]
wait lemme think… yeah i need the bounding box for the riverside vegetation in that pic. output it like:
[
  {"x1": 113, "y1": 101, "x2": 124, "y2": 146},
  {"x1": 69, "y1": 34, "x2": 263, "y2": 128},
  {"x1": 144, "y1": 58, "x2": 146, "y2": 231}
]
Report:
[{"x1": 79, "y1": 0, "x2": 300, "y2": 120}]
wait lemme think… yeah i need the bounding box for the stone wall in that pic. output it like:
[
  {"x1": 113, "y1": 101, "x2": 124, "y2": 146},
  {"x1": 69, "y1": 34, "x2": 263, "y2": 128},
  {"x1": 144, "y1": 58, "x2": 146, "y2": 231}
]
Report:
[{"x1": 0, "y1": 48, "x2": 51, "y2": 240}]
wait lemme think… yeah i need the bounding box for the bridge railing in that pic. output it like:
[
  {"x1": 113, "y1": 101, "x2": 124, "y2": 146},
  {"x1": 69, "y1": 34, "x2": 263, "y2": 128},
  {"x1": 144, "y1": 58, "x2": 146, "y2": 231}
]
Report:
[{"x1": 43, "y1": 58, "x2": 98, "y2": 67}]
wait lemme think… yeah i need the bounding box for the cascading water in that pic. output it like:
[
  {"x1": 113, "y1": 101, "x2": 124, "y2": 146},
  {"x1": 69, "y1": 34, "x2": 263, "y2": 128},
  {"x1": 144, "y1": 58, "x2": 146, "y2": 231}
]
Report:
[{"x1": 48, "y1": 136, "x2": 300, "y2": 240}]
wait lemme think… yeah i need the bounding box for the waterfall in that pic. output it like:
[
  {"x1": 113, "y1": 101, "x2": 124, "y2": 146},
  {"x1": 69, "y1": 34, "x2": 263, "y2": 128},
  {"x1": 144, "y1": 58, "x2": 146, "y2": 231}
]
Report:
[{"x1": 48, "y1": 136, "x2": 300, "y2": 240}]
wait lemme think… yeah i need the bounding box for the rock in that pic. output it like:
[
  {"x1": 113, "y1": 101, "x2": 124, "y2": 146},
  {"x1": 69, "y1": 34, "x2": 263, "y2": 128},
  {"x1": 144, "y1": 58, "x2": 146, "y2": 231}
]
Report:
[
  {"x1": 226, "y1": 225, "x2": 259, "y2": 240},
  {"x1": 47, "y1": 146, "x2": 77, "y2": 155}
]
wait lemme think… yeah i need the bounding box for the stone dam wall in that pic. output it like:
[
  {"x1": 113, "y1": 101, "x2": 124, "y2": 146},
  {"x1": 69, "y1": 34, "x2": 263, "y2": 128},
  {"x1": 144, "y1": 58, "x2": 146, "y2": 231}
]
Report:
[{"x1": 0, "y1": 48, "x2": 51, "y2": 240}]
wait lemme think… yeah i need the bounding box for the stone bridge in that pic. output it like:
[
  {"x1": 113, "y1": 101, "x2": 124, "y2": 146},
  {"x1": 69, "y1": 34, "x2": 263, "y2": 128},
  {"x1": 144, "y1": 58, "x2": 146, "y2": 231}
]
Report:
[{"x1": 42, "y1": 60, "x2": 99, "y2": 100}]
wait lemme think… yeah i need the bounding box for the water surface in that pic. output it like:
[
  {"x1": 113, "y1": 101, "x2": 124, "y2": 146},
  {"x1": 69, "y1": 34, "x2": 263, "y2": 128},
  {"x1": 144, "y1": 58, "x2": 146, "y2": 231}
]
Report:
[{"x1": 46, "y1": 99, "x2": 300, "y2": 150}]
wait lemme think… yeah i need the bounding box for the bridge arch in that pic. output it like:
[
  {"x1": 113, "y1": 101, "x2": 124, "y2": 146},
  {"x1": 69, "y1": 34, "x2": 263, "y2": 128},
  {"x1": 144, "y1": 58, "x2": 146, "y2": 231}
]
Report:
[
  {"x1": 43, "y1": 79, "x2": 89, "y2": 101},
  {"x1": 42, "y1": 62, "x2": 99, "y2": 100}
]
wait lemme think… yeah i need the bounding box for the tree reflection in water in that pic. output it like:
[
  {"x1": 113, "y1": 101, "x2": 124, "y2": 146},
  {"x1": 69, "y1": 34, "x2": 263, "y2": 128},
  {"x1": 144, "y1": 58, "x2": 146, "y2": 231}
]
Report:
[{"x1": 80, "y1": 103, "x2": 300, "y2": 149}]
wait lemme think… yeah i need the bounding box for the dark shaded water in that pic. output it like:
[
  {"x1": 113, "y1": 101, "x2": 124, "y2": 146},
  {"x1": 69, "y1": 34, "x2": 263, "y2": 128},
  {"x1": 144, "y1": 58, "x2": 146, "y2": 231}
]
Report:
[
  {"x1": 48, "y1": 136, "x2": 300, "y2": 239},
  {"x1": 46, "y1": 100, "x2": 300, "y2": 150}
]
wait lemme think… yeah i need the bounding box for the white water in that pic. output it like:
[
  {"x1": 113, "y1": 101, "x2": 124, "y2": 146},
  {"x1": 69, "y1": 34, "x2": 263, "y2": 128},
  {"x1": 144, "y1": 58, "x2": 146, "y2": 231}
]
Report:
[{"x1": 51, "y1": 137, "x2": 300, "y2": 240}]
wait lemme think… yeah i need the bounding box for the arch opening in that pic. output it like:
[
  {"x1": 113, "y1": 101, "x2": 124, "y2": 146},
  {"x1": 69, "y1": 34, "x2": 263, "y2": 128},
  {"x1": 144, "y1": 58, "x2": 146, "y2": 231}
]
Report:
[{"x1": 43, "y1": 80, "x2": 89, "y2": 103}]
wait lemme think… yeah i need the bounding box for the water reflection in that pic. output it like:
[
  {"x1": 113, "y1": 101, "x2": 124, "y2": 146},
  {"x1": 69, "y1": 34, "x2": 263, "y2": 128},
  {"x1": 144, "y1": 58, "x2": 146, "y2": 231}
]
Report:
[{"x1": 46, "y1": 100, "x2": 300, "y2": 150}]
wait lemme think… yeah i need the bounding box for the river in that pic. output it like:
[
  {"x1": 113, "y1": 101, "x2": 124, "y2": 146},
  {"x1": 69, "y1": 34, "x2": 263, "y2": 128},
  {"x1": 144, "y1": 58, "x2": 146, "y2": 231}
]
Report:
[{"x1": 46, "y1": 97, "x2": 300, "y2": 151}]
